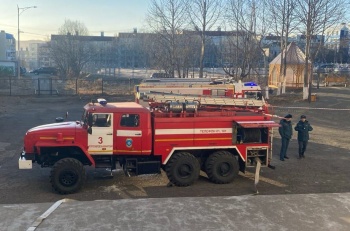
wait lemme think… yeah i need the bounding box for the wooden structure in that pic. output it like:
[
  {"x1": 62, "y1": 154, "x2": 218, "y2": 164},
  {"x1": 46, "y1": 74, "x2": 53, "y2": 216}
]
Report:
[{"x1": 269, "y1": 42, "x2": 312, "y2": 88}]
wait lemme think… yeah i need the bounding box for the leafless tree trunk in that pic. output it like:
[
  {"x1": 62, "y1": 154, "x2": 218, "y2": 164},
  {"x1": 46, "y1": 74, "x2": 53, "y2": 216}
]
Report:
[
  {"x1": 146, "y1": 0, "x2": 189, "y2": 77},
  {"x1": 265, "y1": 0, "x2": 297, "y2": 94},
  {"x1": 224, "y1": 0, "x2": 266, "y2": 82},
  {"x1": 175, "y1": 34, "x2": 201, "y2": 78},
  {"x1": 295, "y1": 0, "x2": 347, "y2": 100},
  {"x1": 188, "y1": 0, "x2": 222, "y2": 78}
]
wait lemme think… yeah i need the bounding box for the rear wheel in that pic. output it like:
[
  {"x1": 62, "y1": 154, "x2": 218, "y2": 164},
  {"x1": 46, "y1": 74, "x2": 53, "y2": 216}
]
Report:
[
  {"x1": 205, "y1": 151, "x2": 239, "y2": 184},
  {"x1": 50, "y1": 158, "x2": 86, "y2": 194},
  {"x1": 165, "y1": 152, "x2": 200, "y2": 186}
]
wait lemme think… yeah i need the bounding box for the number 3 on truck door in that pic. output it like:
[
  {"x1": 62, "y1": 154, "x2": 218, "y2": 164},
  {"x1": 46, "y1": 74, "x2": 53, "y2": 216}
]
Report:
[{"x1": 88, "y1": 113, "x2": 113, "y2": 155}]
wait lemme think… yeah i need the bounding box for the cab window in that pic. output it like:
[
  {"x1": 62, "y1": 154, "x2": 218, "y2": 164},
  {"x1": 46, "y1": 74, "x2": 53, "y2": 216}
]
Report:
[
  {"x1": 120, "y1": 114, "x2": 139, "y2": 127},
  {"x1": 92, "y1": 113, "x2": 111, "y2": 127}
]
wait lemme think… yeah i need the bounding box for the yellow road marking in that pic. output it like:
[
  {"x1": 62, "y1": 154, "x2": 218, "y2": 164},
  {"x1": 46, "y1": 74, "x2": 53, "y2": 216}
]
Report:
[{"x1": 240, "y1": 171, "x2": 287, "y2": 187}]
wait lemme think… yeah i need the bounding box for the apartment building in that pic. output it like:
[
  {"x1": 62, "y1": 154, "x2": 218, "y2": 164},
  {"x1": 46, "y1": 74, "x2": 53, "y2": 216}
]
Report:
[{"x1": 0, "y1": 30, "x2": 16, "y2": 61}]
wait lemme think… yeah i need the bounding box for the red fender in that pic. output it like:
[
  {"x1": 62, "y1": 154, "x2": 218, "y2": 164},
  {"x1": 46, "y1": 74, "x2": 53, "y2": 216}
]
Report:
[{"x1": 35, "y1": 141, "x2": 95, "y2": 167}]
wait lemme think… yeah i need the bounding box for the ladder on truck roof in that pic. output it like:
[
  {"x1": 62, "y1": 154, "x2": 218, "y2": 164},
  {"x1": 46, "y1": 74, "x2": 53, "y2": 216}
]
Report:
[{"x1": 145, "y1": 93, "x2": 265, "y2": 108}]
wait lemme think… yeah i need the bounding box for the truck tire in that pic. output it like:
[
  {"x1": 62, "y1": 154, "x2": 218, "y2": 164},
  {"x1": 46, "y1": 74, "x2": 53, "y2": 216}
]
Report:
[
  {"x1": 50, "y1": 158, "x2": 86, "y2": 194},
  {"x1": 165, "y1": 152, "x2": 200, "y2": 186},
  {"x1": 205, "y1": 151, "x2": 239, "y2": 184}
]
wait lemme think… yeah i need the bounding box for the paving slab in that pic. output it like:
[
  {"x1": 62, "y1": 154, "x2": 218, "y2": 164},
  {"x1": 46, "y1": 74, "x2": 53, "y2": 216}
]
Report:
[{"x1": 1, "y1": 193, "x2": 350, "y2": 231}]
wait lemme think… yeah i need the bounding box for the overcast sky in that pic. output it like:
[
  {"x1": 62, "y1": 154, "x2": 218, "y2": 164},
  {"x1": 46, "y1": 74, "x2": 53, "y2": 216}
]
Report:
[{"x1": 0, "y1": 0, "x2": 150, "y2": 41}]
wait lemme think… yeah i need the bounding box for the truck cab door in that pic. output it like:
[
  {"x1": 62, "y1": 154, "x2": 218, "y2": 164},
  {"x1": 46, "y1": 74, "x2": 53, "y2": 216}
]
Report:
[
  {"x1": 115, "y1": 113, "x2": 144, "y2": 155},
  {"x1": 88, "y1": 113, "x2": 113, "y2": 155}
]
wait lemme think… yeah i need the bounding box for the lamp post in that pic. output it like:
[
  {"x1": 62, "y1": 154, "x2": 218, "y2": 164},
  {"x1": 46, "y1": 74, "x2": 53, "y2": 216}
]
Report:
[{"x1": 17, "y1": 5, "x2": 36, "y2": 78}]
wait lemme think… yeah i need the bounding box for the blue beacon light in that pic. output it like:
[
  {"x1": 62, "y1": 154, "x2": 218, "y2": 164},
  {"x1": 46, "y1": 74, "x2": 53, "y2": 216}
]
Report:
[{"x1": 97, "y1": 98, "x2": 107, "y2": 106}]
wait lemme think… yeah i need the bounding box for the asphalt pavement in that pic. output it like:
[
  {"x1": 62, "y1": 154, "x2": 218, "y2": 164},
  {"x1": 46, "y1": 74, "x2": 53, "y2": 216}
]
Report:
[{"x1": 1, "y1": 87, "x2": 350, "y2": 230}]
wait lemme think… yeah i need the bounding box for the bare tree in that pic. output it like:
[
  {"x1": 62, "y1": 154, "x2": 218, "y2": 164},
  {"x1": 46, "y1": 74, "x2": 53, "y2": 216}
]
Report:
[
  {"x1": 49, "y1": 19, "x2": 96, "y2": 78},
  {"x1": 224, "y1": 0, "x2": 266, "y2": 82},
  {"x1": 265, "y1": 0, "x2": 297, "y2": 93},
  {"x1": 295, "y1": 0, "x2": 348, "y2": 100},
  {"x1": 188, "y1": 0, "x2": 222, "y2": 78},
  {"x1": 175, "y1": 34, "x2": 201, "y2": 78},
  {"x1": 146, "y1": 0, "x2": 189, "y2": 77},
  {"x1": 57, "y1": 19, "x2": 89, "y2": 36}
]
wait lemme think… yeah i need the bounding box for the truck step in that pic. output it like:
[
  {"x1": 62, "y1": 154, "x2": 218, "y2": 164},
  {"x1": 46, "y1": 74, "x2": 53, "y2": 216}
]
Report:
[{"x1": 95, "y1": 163, "x2": 113, "y2": 168}]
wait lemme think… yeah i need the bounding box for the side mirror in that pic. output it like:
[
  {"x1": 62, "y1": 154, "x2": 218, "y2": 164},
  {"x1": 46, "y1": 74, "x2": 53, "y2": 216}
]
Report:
[
  {"x1": 87, "y1": 127, "x2": 92, "y2": 134},
  {"x1": 88, "y1": 114, "x2": 93, "y2": 127}
]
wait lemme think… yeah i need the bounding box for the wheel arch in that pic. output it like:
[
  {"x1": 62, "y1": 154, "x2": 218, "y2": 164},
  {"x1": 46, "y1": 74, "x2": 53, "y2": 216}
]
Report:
[
  {"x1": 37, "y1": 144, "x2": 95, "y2": 167},
  {"x1": 163, "y1": 146, "x2": 245, "y2": 165}
]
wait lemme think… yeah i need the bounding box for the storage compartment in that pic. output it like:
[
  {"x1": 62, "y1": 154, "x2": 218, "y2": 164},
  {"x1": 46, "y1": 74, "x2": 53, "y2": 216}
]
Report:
[{"x1": 246, "y1": 148, "x2": 268, "y2": 167}]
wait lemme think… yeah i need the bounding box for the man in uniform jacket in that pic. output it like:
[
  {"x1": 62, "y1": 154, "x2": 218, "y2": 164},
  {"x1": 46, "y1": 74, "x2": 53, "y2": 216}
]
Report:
[
  {"x1": 279, "y1": 114, "x2": 293, "y2": 161},
  {"x1": 294, "y1": 115, "x2": 313, "y2": 159}
]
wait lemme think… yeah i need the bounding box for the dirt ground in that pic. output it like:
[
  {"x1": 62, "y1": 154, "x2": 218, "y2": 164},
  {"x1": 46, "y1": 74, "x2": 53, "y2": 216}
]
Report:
[{"x1": 0, "y1": 87, "x2": 350, "y2": 204}]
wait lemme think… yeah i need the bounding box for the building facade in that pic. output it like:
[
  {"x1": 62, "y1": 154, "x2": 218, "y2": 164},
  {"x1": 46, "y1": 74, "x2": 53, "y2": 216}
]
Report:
[
  {"x1": 0, "y1": 30, "x2": 16, "y2": 61},
  {"x1": 324, "y1": 23, "x2": 350, "y2": 63}
]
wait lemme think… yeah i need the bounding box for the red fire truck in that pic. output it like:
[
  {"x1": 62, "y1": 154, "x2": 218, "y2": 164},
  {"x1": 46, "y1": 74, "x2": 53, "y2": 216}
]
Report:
[{"x1": 19, "y1": 97, "x2": 279, "y2": 194}]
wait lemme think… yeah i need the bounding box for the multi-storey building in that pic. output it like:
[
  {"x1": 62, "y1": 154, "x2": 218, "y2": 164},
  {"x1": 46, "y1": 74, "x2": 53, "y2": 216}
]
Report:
[
  {"x1": 324, "y1": 23, "x2": 350, "y2": 63},
  {"x1": 0, "y1": 30, "x2": 17, "y2": 76},
  {"x1": 182, "y1": 29, "x2": 248, "y2": 67},
  {"x1": 0, "y1": 30, "x2": 16, "y2": 61},
  {"x1": 51, "y1": 32, "x2": 117, "y2": 74}
]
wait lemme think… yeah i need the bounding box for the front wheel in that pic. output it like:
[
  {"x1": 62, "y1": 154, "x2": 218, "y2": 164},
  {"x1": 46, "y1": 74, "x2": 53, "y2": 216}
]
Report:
[
  {"x1": 50, "y1": 158, "x2": 86, "y2": 194},
  {"x1": 205, "y1": 151, "x2": 239, "y2": 184},
  {"x1": 165, "y1": 152, "x2": 200, "y2": 186}
]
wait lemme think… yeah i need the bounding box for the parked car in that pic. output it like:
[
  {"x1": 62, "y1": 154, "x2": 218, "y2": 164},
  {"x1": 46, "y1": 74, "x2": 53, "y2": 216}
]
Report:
[
  {"x1": 333, "y1": 66, "x2": 350, "y2": 73},
  {"x1": 30, "y1": 67, "x2": 58, "y2": 75},
  {"x1": 150, "y1": 72, "x2": 171, "y2": 78},
  {"x1": 314, "y1": 64, "x2": 335, "y2": 73}
]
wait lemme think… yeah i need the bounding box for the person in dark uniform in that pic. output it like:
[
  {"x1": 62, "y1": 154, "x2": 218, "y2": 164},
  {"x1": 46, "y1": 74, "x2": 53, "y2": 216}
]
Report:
[
  {"x1": 294, "y1": 115, "x2": 313, "y2": 159},
  {"x1": 279, "y1": 114, "x2": 293, "y2": 161}
]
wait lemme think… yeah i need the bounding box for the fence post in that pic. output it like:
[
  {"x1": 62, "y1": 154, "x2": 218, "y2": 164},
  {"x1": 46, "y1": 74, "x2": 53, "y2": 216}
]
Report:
[
  {"x1": 102, "y1": 79, "x2": 104, "y2": 95},
  {"x1": 38, "y1": 79, "x2": 40, "y2": 95},
  {"x1": 50, "y1": 78, "x2": 53, "y2": 95},
  {"x1": 9, "y1": 76, "x2": 12, "y2": 96}
]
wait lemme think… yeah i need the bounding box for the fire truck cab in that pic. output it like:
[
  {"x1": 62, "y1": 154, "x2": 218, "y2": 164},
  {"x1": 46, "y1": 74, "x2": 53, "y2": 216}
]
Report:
[{"x1": 19, "y1": 97, "x2": 279, "y2": 194}]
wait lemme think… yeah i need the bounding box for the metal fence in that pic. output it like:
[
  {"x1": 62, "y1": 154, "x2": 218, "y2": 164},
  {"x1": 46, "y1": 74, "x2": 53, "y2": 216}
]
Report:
[{"x1": 0, "y1": 77, "x2": 143, "y2": 96}]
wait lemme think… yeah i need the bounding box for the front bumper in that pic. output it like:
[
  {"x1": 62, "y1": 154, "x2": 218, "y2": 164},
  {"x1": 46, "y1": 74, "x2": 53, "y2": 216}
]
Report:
[{"x1": 19, "y1": 151, "x2": 32, "y2": 169}]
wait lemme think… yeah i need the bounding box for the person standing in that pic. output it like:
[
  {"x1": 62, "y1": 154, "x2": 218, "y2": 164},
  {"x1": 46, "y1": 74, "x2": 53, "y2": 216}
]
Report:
[
  {"x1": 278, "y1": 114, "x2": 293, "y2": 161},
  {"x1": 294, "y1": 115, "x2": 313, "y2": 159}
]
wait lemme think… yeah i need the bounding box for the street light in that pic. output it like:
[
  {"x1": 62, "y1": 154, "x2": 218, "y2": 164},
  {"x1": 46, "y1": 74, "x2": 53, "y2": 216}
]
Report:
[{"x1": 17, "y1": 5, "x2": 37, "y2": 78}]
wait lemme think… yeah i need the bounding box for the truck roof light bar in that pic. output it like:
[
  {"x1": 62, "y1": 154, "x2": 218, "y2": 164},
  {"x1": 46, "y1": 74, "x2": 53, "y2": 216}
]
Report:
[{"x1": 97, "y1": 98, "x2": 107, "y2": 106}]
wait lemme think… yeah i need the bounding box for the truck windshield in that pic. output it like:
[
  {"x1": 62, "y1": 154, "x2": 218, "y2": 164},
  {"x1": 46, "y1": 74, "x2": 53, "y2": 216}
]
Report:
[{"x1": 81, "y1": 110, "x2": 88, "y2": 126}]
